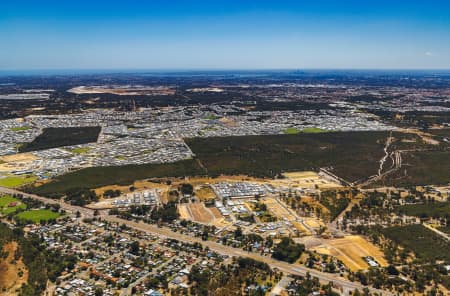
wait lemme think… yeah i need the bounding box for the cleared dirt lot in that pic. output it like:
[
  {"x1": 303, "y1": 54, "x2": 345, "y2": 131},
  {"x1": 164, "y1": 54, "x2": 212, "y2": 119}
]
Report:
[
  {"x1": 178, "y1": 204, "x2": 191, "y2": 220},
  {"x1": 311, "y1": 235, "x2": 388, "y2": 271},
  {"x1": 178, "y1": 203, "x2": 228, "y2": 228},
  {"x1": 0, "y1": 153, "x2": 38, "y2": 172},
  {"x1": 189, "y1": 203, "x2": 215, "y2": 223},
  {"x1": 264, "y1": 197, "x2": 296, "y2": 221},
  {"x1": 280, "y1": 171, "x2": 341, "y2": 189}
]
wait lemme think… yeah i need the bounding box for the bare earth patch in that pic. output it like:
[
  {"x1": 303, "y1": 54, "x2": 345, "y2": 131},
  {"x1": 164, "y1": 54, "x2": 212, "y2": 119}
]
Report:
[
  {"x1": 311, "y1": 235, "x2": 388, "y2": 271},
  {"x1": 0, "y1": 242, "x2": 29, "y2": 295}
]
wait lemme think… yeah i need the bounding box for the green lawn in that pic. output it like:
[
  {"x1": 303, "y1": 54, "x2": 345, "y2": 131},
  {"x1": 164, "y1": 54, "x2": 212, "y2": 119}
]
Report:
[
  {"x1": 10, "y1": 126, "x2": 32, "y2": 132},
  {"x1": 283, "y1": 127, "x2": 328, "y2": 134},
  {"x1": 0, "y1": 195, "x2": 26, "y2": 215},
  {"x1": 0, "y1": 175, "x2": 37, "y2": 188},
  {"x1": 15, "y1": 209, "x2": 60, "y2": 223},
  {"x1": 70, "y1": 147, "x2": 91, "y2": 154},
  {"x1": 301, "y1": 127, "x2": 328, "y2": 133},
  {"x1": 283, "y1": 127, "x2": 300, "y2": 134}
]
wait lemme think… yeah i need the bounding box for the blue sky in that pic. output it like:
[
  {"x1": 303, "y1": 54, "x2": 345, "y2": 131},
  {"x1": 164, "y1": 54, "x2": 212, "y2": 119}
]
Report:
[{"x1": 1, "y1": 0, "x2": 450, "y2": 70}]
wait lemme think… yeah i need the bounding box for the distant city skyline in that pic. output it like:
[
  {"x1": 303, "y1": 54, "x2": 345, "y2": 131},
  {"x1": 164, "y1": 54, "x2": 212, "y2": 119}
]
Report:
[{"x1": 2, "y1": 0, "x2": 450, "y2": 70}]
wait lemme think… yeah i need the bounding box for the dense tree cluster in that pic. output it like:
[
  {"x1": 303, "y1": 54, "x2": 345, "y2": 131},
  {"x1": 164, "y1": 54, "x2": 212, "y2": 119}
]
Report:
[{"x1": 271, "y1": 237, "x2": 305, "y2": 263}]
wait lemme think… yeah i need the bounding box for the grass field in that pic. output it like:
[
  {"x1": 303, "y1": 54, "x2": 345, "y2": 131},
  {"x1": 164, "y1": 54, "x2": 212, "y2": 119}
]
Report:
[
  {"x1": 19, "y1": 126, "x2": 101, "y2": 152},
  {"x1": 15, "y1": 209, "x2": 60, "y2": 223},
  {"x1": 0, "y1": 175, "x2": 37, "y2": 188},
  {"x1": 283, "y1": 127, "x2": 328, "y2": 134},
  {"x1": 70, "y1": 147, "x2": 91, "y2": 154},
  {"x1": 0, "y1": 195, "x2": 26, "y2": 215},
  {"x1": 10, "y1": 126, "x2": 31, "y2": 132},
  {"x1": 283, "y1": 128, "x2": 300, "y2": 134},
  {"x1": 301, "y1": 127, "x2": 328, "y2": 133}
]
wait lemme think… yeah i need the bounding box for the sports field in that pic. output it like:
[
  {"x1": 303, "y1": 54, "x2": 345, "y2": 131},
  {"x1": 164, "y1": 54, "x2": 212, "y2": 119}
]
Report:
[
  {"x1": 0, "y1": 195, "x2": 26, "y2": 215},
  {"x1": 0, "y1": 175, "x2": 37, "y2": 188},
  {"x1": 15, "y1": 209, "x2": 61, "y2": 223}
]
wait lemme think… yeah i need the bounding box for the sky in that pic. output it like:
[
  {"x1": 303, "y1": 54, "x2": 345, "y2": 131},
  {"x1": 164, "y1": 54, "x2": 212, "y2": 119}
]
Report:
[{"x1": 1, "y1": 0, "x2": 450, "y2": 71}]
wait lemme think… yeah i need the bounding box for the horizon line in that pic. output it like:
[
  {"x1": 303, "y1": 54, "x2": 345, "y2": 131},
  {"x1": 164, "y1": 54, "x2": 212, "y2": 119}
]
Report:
[{"x1": 2, "y1": 68, "x2": 450, "y2": 77}]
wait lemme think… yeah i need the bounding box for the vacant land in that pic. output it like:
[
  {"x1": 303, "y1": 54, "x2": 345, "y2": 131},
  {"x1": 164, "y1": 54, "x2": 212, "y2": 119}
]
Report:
[
  {"x1": 0, "y1": 242, "x2": 28, "y2": 295},
  {"x1": 29, "y1": 159, "x2": 203, "y2": 197},
  {"x1": 380, "y1": 224, "x2": 450, "y2": 262},
  {"x1": 186, "y1": 131, "x2": 389, "y2": 182},
  {"x1": 264, "y1": 197, "x2": 297, "y2": 221},
  {"x1": 0, "y1": 195, "x2": 26, "y2": 215},
  {"x1": 189, "y1": 203, "x2": 215, "y2": 223},
  {"x1": 178, "y1": 203, "x2": 225, "y2": 226},
  {"x1": 194, "y1": 186, "x2": 217, "y2": 201},
  {"x1": 312, "y1": 235, "x2": 388, "y2": 271},
  {"x1": 281, "y1": 171, "x2": 340, "y2": 189},
  {"x1": 0, "y1": 153, "x2": 38, "y2": 173},
  {"x1": 0, "y1": 175, "x2": 37, "y2": 188},
  {"x1": 19, "y1": 126, "x2": 101, "y2": 152},
  {"x1": 15, "y1": 209, "x2": 60, "y2": 223}
]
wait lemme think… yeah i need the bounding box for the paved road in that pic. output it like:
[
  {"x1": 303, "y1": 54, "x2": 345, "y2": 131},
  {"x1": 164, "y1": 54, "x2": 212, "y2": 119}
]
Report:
[{"x1": 0, "y1": 186, "x2": 393, "y2": 296}]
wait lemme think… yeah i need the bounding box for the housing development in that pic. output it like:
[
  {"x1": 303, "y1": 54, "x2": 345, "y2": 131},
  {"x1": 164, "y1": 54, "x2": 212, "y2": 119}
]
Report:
[{"x1": 0, "y1": 71, "x2": 449, "y2": 296}]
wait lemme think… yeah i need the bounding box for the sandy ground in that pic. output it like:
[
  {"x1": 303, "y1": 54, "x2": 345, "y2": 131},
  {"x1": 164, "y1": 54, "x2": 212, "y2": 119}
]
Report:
[
  {"x1": 219, "y1": 117, "x2": 237, "y2": 127},
  {"x1": 178, "y1": 204, "x2": 191, "y2": 220},
  {"x1": 264, "y1": 197, "x2": 296, "y2": 221},
  {"x1": 311, "y1": 235, "x2": 388, "y2": 271},
  {"x1": 303, "y1": 218, "x2": 325, "y2": 229},
  {"x1": 291, "y1": 221, "x2": 310, "y2": 234},
  {"x1": 0, "y1": 153, "x2": 38, "y2": 172},
  {"x1": 280, "y1": 171, "x2": 341, "y2": 189},
  {"x1": 209, "y1": 207, "x2": 223, "y2": 219},
  {"x1": 301, "y1": 196, "x2": 330, "y2": 215},
  {"x1": 189, "y1": 203, "x2": 215, "y2": 223},
  {"x1": 0, "y1": 242, "x2": 29, "y2": 295},
  {"x1": 178, "y1": 203, "x2": 229, "y2": 228}
]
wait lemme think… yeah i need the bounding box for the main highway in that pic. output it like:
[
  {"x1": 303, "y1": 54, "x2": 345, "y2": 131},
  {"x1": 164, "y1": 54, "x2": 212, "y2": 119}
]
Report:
[{"x1": 0, "y1": 186, "x2": 393, "y2": 296}]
